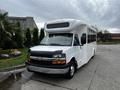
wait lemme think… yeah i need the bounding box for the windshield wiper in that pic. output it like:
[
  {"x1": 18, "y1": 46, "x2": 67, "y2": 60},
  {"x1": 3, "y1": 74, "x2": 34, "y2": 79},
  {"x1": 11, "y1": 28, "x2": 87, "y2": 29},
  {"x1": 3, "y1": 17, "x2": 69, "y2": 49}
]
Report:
[
  {"x1": 40, "y1": 44, "x2": 48, "y2": 45},
  {"x1": 49, "y1": 43, "x2": 65, "y2": 46}
]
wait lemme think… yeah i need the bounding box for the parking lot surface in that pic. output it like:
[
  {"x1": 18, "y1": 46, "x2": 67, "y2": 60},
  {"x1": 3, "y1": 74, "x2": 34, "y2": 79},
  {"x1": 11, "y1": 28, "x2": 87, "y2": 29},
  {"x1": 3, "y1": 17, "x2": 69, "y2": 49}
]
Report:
[{"x1": 10, "y1": 45, "x2": 120, "y2": 90}]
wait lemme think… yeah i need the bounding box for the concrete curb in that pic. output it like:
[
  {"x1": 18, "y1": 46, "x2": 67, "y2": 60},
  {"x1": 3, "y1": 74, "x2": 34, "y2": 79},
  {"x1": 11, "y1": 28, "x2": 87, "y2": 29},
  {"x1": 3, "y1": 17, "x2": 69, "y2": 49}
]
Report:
[
  {"x1": 0, "y1": 64, "x2": 25, "y2": 72},
  {"x1": 0, "y1": 72, "x2": 11, "y2": 83},
  {"x1": 0, "y1": 67, "x2": 26, "y2": 83}
]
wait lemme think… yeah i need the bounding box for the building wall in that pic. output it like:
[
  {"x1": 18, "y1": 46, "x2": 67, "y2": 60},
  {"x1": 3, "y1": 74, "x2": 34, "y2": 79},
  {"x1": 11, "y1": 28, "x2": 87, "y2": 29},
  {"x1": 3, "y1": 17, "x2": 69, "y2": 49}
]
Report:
[
  {"x1": 8, "y1": 16, "x2": 38, "y2": 31},
  {"x1": 111, "y1": 33, "x2": 120, "y2": 40}
]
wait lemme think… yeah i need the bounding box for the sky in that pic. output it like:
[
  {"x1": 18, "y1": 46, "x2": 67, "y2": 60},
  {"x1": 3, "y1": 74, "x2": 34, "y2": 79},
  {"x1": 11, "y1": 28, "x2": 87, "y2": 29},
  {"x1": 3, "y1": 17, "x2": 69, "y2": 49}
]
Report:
[{"x1": 0, "y1": 0, "x2": 120, "y2": 33}]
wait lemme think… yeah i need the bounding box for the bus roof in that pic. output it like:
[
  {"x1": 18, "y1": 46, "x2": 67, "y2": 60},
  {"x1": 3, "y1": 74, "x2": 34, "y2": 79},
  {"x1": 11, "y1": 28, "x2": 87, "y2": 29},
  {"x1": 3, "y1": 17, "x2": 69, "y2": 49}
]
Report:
[{"x1": 44, "y1": 19, "x2": 96, "y2": 33}]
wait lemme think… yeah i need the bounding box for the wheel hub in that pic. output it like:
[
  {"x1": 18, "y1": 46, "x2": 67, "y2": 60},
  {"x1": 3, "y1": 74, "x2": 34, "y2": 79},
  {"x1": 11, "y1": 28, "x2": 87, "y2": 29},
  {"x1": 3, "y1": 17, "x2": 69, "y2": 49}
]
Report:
[{"x1": 70, "y1": 65, "x2": 75, "y2": 76}]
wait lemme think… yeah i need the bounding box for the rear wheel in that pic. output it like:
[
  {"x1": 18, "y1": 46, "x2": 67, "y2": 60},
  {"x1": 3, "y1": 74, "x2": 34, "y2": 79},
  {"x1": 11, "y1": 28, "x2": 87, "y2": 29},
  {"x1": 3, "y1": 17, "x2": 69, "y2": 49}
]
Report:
[{"x1": 65, "y1": 63, "x2": 75, "y2": 79}]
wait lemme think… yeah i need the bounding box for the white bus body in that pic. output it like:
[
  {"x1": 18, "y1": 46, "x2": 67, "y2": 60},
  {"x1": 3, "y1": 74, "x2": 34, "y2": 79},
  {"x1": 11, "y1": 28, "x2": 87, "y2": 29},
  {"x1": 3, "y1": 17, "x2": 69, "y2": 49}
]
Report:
[{"x1": 26, "y1": 19, "x2": 97, "y2": 79}]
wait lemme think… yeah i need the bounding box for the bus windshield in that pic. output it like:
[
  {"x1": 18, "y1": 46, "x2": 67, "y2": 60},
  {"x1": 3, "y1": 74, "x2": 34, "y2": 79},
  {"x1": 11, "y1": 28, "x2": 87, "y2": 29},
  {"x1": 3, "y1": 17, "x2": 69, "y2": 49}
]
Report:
[{"x1": 40, "y1": 33, "x2": 73, "y2": 46}]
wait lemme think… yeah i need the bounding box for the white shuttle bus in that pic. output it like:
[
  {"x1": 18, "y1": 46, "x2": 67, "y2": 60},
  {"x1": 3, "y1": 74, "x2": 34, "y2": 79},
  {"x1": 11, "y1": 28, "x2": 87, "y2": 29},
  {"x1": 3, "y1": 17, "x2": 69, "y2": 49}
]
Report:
[{"x1": 26, "y1": 19, "x2": 97, "y2": 79}]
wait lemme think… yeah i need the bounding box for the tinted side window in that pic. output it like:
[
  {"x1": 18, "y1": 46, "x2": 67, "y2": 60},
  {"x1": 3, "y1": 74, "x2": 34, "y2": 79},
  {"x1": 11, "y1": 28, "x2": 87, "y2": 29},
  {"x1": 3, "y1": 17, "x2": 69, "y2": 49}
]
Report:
[
  {"x1": 81, "y1": 33, "x2": 86, "y2": 45},
  {"x1": 47, "y1": 22, "x2": 69, "y2": 29},
  {"x1": 74, "y1": 34, "x2": 80, "y2": 46},
  {"x1": 88, "y1": 28, "x2": 96, "y2": 43}
]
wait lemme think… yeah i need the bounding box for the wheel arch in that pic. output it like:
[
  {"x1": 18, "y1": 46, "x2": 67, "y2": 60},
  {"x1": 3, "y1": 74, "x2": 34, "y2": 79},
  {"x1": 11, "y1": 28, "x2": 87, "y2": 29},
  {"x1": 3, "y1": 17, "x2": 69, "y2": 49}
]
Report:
[{"x1": 70, "y1": 57, "x2": 78, "y2": 71}]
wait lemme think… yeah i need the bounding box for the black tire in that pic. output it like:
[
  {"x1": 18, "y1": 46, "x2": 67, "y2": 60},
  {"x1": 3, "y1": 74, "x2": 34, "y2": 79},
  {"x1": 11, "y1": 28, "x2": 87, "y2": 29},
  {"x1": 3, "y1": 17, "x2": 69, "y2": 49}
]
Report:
[{"x1": 65, "y1": 63, "x2": 76, "y2": 79}]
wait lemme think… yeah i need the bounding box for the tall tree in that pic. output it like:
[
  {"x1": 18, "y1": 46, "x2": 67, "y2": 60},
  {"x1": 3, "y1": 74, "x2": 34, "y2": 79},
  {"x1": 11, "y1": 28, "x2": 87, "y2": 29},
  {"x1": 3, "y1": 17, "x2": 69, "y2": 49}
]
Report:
[
  {"x1": 39, "y1": 28, "x2": 45, "y2": 42},
  {"x1": 103, "y1": 30, "x2": 111, "y2": 41},
  {"x1": 13, "y1": 22, "x2": 24, "y2": 48},
  {"x1": 0, "y1": 10, "x2": 25, "y2": 49},
  {"x1": 97, "y1": 31, "x2": 103, "y2": 41},
  {"x1": 32, "y1": 28, "x2": 39, "y2": 45},
  {"x1": 25, "y1": 28, "x2": 32, "y2": 47},
  {"x1": 0, "y1": 11, "x2": 15, "y2": 49}
]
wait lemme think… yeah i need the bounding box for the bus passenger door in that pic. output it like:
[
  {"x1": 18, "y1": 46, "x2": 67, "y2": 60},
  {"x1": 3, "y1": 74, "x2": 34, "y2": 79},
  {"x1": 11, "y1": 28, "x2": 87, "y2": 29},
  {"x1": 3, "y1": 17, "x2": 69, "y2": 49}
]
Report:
[
  {"x1": 80, "y1": 33, "x2": 87, "y2": 65},
  {"x1": 73, "y1": 34, "x2": 83, "y2": 68}
]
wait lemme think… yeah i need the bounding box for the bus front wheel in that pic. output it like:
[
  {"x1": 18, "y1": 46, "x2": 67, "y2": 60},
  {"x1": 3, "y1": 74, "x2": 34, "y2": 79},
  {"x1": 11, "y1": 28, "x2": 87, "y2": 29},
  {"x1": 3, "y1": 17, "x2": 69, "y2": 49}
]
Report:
[{"x1": 65, "y1": 63, "x2": 75, "y2": 79}]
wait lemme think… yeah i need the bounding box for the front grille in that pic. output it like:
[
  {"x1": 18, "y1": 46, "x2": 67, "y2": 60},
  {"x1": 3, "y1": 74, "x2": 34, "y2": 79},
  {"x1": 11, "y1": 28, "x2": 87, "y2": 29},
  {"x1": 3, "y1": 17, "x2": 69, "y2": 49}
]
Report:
[
  {"x1": 29, "y1": 51, "x2": 62, "y2": 65},
  {"x1": 30, "y1": 59, "x2": 52, "y2": 65},
  {"x1": 30, "y1": 51, "x2": 53, "y2": 65},
  {"x1": 30, "y1": 51, "x2": 53, "y2": 58}
]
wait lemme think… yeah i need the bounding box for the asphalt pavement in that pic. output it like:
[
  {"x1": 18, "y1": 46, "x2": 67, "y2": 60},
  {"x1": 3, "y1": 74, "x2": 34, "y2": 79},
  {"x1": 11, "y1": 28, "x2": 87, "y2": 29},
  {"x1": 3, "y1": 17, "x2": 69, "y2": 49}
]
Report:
[{"x1": 1, "y1": 45, "x2": 120, "y2": 90}]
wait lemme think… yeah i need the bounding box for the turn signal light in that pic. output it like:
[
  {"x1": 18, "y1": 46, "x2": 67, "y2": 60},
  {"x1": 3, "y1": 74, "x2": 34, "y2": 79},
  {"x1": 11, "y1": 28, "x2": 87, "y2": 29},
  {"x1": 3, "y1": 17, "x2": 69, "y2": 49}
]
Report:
[{"x1": 52, "y1": 60, "x2": 66, "y2": 65}]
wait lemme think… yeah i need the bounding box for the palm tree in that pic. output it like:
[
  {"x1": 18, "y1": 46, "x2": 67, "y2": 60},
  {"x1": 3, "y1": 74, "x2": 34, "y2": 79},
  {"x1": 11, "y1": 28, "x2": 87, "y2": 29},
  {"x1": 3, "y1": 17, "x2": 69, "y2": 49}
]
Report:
[{"x1": 0, "y1": 11, "x2": 12, "y2": 48}]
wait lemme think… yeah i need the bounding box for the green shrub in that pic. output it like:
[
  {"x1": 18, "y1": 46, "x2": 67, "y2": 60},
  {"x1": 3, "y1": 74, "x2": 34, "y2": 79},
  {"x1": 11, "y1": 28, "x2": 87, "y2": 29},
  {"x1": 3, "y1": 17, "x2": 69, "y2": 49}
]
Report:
[
  {"x1": 32, "y1": 28, "x2": 39, "y2": 45},
  {"x1": 39, "y1": 28, "x2": 45, "y2": 42},
  {"x1": 25, "y1": 28, "x2": 32, "y2": 47}
]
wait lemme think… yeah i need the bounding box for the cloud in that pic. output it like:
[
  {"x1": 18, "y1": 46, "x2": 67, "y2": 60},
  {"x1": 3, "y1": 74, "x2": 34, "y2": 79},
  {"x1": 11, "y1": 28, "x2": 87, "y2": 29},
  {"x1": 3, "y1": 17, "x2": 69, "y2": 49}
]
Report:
[
  {"x1": 0, "y1": 0, "x2": 120, "y2": 33},
  {"x1": 36, "y1": 22, "x2": 44, "y2": 29},
  {"x1": 108, "y1": 28, "x2": 120, "y2": 33}
]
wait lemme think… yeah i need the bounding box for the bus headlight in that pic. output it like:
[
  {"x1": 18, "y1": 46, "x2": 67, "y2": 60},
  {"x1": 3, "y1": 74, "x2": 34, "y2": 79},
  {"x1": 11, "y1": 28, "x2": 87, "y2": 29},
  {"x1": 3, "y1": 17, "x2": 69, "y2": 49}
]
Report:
[
  {"x1": 52, "y1": 53, "x2": 66, "y2": 64},
  {"x1": 53, "y1": 53, "x2": 66, "y2": 58}
]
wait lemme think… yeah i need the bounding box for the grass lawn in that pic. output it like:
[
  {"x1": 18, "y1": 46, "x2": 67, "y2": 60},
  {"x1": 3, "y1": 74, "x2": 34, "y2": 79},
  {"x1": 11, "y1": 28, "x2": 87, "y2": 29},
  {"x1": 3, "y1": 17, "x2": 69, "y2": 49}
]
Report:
[{"x1": 0, "y1": 48, "x2": 28, "y2": 69}]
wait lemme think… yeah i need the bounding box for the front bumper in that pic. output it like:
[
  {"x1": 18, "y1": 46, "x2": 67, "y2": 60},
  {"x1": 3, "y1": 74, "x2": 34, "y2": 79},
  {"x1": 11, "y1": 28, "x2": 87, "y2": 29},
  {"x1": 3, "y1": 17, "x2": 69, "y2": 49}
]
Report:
[{"x1": 26, "y1": 62, "x2": 69, "y2": 74}]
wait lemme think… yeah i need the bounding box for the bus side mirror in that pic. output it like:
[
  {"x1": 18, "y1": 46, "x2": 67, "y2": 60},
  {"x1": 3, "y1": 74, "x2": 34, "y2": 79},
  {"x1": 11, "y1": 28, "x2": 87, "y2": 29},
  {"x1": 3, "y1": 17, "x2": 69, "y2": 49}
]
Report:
[{"x1": 81, "y1": 34, "x2": 86, "y2": 45}]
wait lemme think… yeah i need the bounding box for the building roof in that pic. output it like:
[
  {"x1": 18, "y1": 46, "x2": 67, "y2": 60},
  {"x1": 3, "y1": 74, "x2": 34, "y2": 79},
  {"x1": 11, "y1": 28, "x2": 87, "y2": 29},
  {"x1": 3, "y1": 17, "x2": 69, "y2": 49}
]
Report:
[{"x1": 45, "y1": 19, "x2": 96, "y2": 33}]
